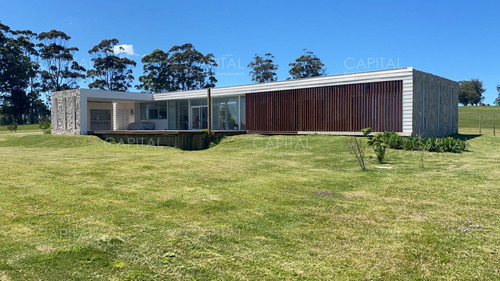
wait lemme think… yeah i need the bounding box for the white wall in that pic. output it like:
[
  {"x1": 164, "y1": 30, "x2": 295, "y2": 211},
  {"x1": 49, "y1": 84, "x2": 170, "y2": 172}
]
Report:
[{"x1": 116, "y1": 102, "x2": 136, "y2": 130}]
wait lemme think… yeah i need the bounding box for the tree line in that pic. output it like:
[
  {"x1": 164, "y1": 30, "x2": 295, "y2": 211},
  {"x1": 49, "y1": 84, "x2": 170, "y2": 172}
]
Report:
[
  {"x1": 4, "y1": 22, "x2": 496, "y2": 125},
  {"x1": 0, "y1": 22, "x2": 327, "y2": 125}
]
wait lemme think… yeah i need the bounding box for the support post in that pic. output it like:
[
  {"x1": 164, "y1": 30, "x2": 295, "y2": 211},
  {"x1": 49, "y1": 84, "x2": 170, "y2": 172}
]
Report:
[{"x1": 207, "y1": 88, "x2": 212, "y2": 141}]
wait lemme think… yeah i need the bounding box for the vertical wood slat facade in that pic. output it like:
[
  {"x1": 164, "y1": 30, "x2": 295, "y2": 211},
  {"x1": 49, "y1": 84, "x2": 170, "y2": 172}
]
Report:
[{"x1": 246, "y1": 80, "x2": 403, "y2": 132}]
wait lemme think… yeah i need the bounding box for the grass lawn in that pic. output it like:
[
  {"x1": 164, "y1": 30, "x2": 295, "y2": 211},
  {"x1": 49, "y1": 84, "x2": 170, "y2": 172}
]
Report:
[
  {"x1": 459, "y1": 106, "x2": 500, "y2": 135},
  {"x1": 0, "y1": 109, "x2": 500, "y2": 280},
  {"x1": 0, "y1": 124, "x2": 40, "y2": 132}
]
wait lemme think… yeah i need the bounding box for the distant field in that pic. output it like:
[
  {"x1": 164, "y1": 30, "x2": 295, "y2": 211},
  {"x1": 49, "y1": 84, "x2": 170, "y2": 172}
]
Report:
[
  {"x1": 0, "y1": 124, "x2": 40, "y2": 132},
  {"x1": 459, "y1": 106, "x2": 500, "y2": 135}
]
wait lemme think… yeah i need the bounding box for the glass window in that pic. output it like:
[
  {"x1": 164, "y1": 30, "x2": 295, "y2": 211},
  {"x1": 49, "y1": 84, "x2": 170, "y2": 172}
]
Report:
[
  {"x1": 190, "y1": 98, "x2": 207, "y2": 106},
  {"x1": 240, "y1": 96, "x2": 245, "y2": 130},
  {"x1": 168, "y1": 101, "x2": 177, "y2": 129},
  {"x1": 177, "y1": 100, "x2": 189, "y2": 130},
  {"x1": 213, "y1": 97, "x2": 239, "y2": 130},
  {"x1": 167, "y1": 100, "x2": 189, "y2": 129},
  {"x1": 159, "y1": 102, "x2": 167, "y2": 119},
  {"x1": 140, "y1": 102, "x2": 167, "y2": 120}
]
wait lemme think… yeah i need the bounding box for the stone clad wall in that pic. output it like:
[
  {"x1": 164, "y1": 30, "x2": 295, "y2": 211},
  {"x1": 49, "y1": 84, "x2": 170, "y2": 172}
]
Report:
[
  {"x1": 51, "y1": 89, "x2": 81, "y2": 135},
  {"x1": 412, "y1": 70, "x2": 459, "y2": 137}
]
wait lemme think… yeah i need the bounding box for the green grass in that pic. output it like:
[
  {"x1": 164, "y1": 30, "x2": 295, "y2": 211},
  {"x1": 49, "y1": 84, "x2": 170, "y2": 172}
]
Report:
[
  {"x1": 459, "y1": 106, "x2": 500, "y2": 135},
  {"x1": 0, "y1": 109, "x2": 499, "y2": 280},
  {"x1": 0, "y1": 124, "x2": 40, "y2": 132}
]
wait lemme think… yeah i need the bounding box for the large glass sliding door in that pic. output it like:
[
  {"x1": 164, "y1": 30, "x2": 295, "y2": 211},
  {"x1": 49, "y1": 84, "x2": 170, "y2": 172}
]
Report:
[
  {"x1": 213, "y1": 97, "x2": 239, "y2": 130},
  {"x1": 167, "y1": 100, "x2": 189, "y2": 130},
  {"x1": 136, "y1": 96, "x2": 245, "y2": 131},
  {"x1": 191, "y1": 106, "x2": 208, "y2": 130}
]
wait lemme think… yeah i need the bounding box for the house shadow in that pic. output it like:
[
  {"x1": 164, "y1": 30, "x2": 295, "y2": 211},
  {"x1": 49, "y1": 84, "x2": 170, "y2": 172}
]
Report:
[{"x1": 450, "y1": 133, "x2": 482, "y2": 141}]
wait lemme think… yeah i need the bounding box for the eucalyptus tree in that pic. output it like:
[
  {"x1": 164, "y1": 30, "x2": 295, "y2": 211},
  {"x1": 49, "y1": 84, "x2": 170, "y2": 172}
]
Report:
[
  {"x1": 37, "y1": 29, "x2": 85, "y2": 92},
  {"x1": 288, "y1": 49, "x2": 326, "y2": 79},
  {"x1": 138, "y1": 43, "x2": 217, "y2": 92},
  {"x1": 168, "y1": 43, "x2": 217, "y2": 91},
  {"x1": 87, "y1": 38, "x2": 136, "y2": 91},
  {"x1": 248, "y1": 53, "x2": 278, "y2": 83},
  {"x1": 0, "y1": 23, "x2": 40, "y2": 124},
  {"x1": 137, "y1": 49, "x2": 173, "y2": 93}
]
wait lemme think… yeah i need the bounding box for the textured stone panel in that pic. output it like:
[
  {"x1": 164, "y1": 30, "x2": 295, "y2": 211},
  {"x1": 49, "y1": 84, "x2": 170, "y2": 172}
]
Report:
[{"x1": 50, "y1": 89, "x2": 81, "y2": 135}]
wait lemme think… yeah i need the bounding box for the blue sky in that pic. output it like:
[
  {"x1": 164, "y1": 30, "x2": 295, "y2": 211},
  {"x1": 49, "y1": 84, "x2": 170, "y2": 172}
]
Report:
[{"x1": 1, "y1": 0, "x2": 499, "y2": 103}]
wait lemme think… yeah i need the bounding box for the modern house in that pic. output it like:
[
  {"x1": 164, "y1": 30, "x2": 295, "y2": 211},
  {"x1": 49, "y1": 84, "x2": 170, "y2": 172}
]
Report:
[{"x1": 51, "y1": 67, "x2": 458, "y2": 138}]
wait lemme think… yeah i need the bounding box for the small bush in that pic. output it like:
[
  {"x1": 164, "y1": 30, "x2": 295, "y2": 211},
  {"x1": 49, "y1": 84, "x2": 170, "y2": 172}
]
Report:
[
  {"x1": 367, "y1": 133, "x2": 386, "y2": 163},
  {"x1": 402, "y1": 137, "x2": 422, "y2": 151},
  {"x1": 361, "y1": 127, "x2": 372, "y2": 137},
  {"x1": 382, "y1": 132, "x2": 403, "y2": 149},
  {"x1": 7, "y1": 123, "x2": 18, "y2": 133},
  {"x1": 209, "y1": 134, "x2": 226, "y2": 148},
  {"x1": 39, "y1": 120, "x2": 51, "y2": 134},
  {"x1": 425, "y1": 138, "x2": 441, "y2": 152}
]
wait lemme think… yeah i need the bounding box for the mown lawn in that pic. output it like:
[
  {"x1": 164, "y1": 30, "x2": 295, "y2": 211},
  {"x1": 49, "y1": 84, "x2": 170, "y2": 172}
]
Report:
[
  {"x1": 459, "y1": 106, "x2": 500, "y2": 135},
  {"x1": 0, "y1": 111, "x2": 499, "y2": 280},
  {"x1": 0, "y1": 124, "x2": 39, "y2": 132}
]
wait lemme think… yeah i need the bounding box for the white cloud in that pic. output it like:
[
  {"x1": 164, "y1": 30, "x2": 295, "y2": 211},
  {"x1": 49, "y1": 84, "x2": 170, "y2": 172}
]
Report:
[{"x1": 113, "y1": 44, "x2": 135, "y2": 56}]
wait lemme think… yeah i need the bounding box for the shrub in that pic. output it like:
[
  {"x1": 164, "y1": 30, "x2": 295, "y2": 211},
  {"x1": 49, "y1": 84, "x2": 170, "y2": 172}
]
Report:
[
  {"x1": 367, "y1": 133, "x2": 387, "y2": 163},
  {"x1": 361, "y1": 127, "x2": 372, "y2": 137},
  {"x1": 7, "y1": 123, "x2": 18, "y2": 133},
  {"x1": 439, "y1": 137, "x2": 468, "y2": 153},
  {"x1": 424, "y1": 138, "x2": 441, "y2": 152},
  {"x1": 361, "y1": 130, "x2": 468, "y2": 154},
  {"x1": 39, "y1": 120, "x2": 51, "y2": 134},
  {"x1": 381, "y1": 132, "x2": 403, "y2": 149},
  {"x1": 402, "y1": 136, "x2": 422, "y2": 151}
]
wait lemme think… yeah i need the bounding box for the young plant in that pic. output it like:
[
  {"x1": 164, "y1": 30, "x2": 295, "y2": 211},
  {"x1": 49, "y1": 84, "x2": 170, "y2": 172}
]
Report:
[
  {"x1": 367, "y1": 133, "x2": 386, "y2": 163},
  {"x1": 346, "y1": 136, "x2": 366, "y2": 171}
]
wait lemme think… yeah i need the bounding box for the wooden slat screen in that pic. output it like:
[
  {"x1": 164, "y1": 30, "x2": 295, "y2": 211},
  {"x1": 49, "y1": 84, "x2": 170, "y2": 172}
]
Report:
[{"x1": 246, "y1": 80, "x2": 403, "y2": 132}]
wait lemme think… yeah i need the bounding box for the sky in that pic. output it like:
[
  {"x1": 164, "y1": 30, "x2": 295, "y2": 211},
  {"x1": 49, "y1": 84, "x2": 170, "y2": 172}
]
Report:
[{"x1": 1, "y1": 0, "x2": 499, "y2": 103}]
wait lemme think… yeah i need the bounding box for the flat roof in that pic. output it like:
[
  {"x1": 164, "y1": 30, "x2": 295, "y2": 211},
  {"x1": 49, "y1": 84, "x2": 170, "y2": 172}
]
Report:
[
  {"x1": 53, "y1": 67, "x2": 454, "y2": 102},
  {"x1": 153, "y1": 67, "x2": 415, "y2": 101}
]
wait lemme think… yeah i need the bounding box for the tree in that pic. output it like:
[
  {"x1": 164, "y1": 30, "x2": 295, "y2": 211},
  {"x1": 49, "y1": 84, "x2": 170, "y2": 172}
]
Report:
[
  {"x1": 458, "y1": 79, "x2": 485, "y2": 106},
  {"x1": 87, "y1": 38, "x2": 136, "y2": 91},
  {"x1": 288, "y1": 49, "x2": 326, "y2": 79},
  {"x1": 137, "y1": 49, "x2": 173, "y2": 93},
  {"x1": 495, "y1": 85, "x2": 500, "y2": 105},
  {"x1": 37, "y1": 29, "x2": 85, "y2": 92},
  {"x1": 168, "y1": 43, "x2": 217, "y2": 91},
  {"x1": 138, "y1": 43, "x2": 217, "y2": 93},
  {"x1": 247, "y1": 53, "x2": 278, "y2": 83},
  {"x1": 0, "y1": 23, "x2": 39, "y2": 124}
]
